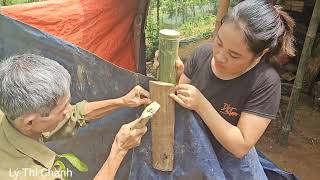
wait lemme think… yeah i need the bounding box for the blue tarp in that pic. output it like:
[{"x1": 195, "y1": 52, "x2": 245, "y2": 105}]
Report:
[{"x1": 0, "y1": 15, "x2": 298, "y2": 180}]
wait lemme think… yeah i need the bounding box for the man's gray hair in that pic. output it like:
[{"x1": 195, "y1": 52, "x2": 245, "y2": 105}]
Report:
[{"x1": 0, "y1": 54, "x2": 71, "y2": 121}]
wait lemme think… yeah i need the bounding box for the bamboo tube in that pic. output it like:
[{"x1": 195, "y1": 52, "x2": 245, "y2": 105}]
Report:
[
  {"x1": 214, "y1": 0, "x2": 230, "y2": 36},
  {"x1": 150, "y1": 81, "x2": 175, "y2": 171},
  {"x1": 158, "y1": 29, "x2": 180, "y2": 84},
  {"x1": 151, "y1": 29, "x2": 180, "y2": 171},
  {"x1": 280, "y1": 0, "x2": 320, "y2": 146}
]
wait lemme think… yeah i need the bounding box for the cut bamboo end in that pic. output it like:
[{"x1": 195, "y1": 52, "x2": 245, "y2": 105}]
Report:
[{"x1": 159, "y1": 29, "x2": 180, "y2": 39}]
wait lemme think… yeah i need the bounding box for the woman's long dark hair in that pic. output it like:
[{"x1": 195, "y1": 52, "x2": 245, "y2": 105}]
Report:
[{"x1": 223, "y1": 0, "x2": 295, "y2": 61}]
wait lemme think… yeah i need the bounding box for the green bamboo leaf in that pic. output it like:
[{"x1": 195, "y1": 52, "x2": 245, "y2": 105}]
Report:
[
  {"x1": 54, "y1": 160, "x2": 68, "y2": 180},
  {"x1": 61, "y1": 153, "x2": 88, "y2": 172}
]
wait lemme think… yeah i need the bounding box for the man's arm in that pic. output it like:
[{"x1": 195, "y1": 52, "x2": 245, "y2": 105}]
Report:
[
  {"x1": 43, "y1": 86, "x2": 151, "y2": 141},
  {"x1": 84, "y1": 86, "x2": 151, "y2": 122},
  {"x1": 94, "y1": 119, "x2": 147, "y2": 180}
]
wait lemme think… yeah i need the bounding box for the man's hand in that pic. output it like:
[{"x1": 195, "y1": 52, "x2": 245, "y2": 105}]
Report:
[
  {"x1": 112, "y1": 119, "x2": 148, "y2": 155},
  {"x1": 152, "y1": 50, "x2": 184, "y2": 82},
  {"x1": 94, "y1": 120, "x2": 147, "y2": 180},
  {"x1": 169, "y1": 84, "x2": 207, "y2": 111},
  {"x1": 121, "y1": 85, "x2": 152, "y2": 107}
]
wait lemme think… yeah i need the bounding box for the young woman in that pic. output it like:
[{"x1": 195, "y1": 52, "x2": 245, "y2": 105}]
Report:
[{"x1": 170, "y1": 0, "x2": 295, "y2": 179}]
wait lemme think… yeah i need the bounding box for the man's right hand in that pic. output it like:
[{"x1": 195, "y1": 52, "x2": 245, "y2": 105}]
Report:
[
  {"x1": 94, "y1": 120, "x2": 147, "y2": 180},
  {"x1": 112, "y1": 119, "x2": 147, "y2": 155}
]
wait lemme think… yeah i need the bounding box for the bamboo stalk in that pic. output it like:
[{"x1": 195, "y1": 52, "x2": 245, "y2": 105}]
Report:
[
  {"x1": 214, "y1": 0, "x2": 230, "y2": 36},
  {"x1": 150, "y1": 81, "x2": 175, "y2": 171},
  {"x1": 151, "y1": 29, "x2": 180, "y2": 171},
  {"x1": 280, "y1": 0, "x2": 320, "y2": 146},
  {"x1": 158, "y1": 29, "x2": 180, "y2": 84}
]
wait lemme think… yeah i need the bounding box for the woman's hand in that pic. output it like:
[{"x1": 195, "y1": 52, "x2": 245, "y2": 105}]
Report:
[
  {"x1": 153, "y1": 50, "x2": 184, "y2": 82},
  {"x1": 169, "y1": 84, "x2": 207, "y2": 111},
  {"x1": 121, "y1": 85, "x2": 152, "y2": 107}
]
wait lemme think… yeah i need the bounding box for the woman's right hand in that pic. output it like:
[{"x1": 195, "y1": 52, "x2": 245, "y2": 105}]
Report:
[{"x1": 152, "y1": 50, "x2": 184, "y2": 82}]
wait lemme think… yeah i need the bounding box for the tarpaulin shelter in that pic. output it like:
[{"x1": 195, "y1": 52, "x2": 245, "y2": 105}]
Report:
[
  {"x1": 1, "y1": 0, "x2": 150, "y2": 73},
  {"x1": 0, "y1": 1, "x2": 298, "y2": 180}
]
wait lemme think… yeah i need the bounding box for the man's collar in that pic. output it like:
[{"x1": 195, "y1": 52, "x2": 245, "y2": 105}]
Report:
[{"x1": 2, "y1": 115, "x2": 56, "y2": 169}]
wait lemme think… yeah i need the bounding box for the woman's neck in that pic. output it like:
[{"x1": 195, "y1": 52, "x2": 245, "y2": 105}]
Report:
[{"x1": 210, "y1": 57, "x2": 260, "y2": 80}]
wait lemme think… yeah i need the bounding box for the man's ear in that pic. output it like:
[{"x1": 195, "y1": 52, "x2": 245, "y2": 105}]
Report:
[{"x1": 14, "y1": 113, "x2": 38, "y2": 132}]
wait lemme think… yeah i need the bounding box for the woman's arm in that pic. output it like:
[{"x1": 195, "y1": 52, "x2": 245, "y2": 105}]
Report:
[
  {"x1": 170, "y1": 84, "x2": 270, "y2": 158},
  {"x1": 197, "y1": 99, "x2": 271, "y2": 158},
  {"x1": 178, "y1": 73, "x2": 191, "y2": 84}
]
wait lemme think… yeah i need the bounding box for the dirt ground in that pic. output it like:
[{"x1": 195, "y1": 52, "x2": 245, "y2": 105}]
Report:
[
  {"x1": 176, "y1": 38, "x2": 320, "y2": 180},
  {"x1": 257, "y1": 94, "x2": 320, "y2": 180}
]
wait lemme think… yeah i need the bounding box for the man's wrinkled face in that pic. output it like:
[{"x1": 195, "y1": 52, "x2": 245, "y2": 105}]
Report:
[{"x1": 31, "y1": 94, "x2": 72, "y2": 133}]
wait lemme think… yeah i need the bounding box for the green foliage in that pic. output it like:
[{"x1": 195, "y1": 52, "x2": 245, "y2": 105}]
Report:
[
  {"x1": 178, "y1": 15, "x2": 215, "y2": 39},
  {"x1": 54, "y1": 153, "x2": 88, "y2": 180},
  {"x1": 60, "y1": 153, "x2": 88, "y2": 172},
  {"x1": 145, "y1": 13, "x2": 159, "y2": 63},
  {"x1": 145, "y1": 0, "x2": 218, "y2": 61},
  {"x1": 1, "y1": 0, "x2": 40, "y2": 6},
  {"x1": 54, "y1": 160, "x2": 68, "y2": 180}
]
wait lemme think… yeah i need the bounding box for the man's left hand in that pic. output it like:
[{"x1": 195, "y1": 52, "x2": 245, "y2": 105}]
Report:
[{"x1": 121, "y1": 85, "x2": 152, "y2": 107}]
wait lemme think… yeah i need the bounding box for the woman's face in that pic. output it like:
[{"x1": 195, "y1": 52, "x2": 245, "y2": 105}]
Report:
[{"x1": 212, "y1": 22, "x2": 259, "y2": 77}]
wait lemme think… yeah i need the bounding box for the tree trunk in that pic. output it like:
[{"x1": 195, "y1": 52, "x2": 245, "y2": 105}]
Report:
[
  {"x1": 214, "y1": 0, "x2": 230, "y2": 36},
  {"x1": 280, "y1": 0, "x2": 320, "y2": 146},
  {"x1": 303, "y1": 37, "x2": 320, "y2": 93},
  {"x1": 156, "y1": 0, "x2": 160, "y2": 39}
]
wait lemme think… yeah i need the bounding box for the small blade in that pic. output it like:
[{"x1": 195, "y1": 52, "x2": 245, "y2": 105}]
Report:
[{"x1": 130, "y1": 101, "x2": 160, "y2": 130}]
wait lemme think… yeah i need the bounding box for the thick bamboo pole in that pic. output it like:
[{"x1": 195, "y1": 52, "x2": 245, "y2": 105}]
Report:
[
  {"x1": 214, "y1": 0, "x2": 230, "y2": 36},
  {"x1": 280, "y1": 0, "x2": 320, "y2": 146},
  {"x1": 158, "y1": 29, "x2": 180, "y2": 84},
  {"x1": 150, "y1": 81, "x2": 175, "y2": 171},
  {"x1": 151, "y1": 29, "x2": 180, "y2": 171}
]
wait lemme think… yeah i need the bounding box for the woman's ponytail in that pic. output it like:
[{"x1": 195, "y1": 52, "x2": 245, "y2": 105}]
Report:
[{"x1": 274, "y1": 5, "x2": 296, "y2": 57}]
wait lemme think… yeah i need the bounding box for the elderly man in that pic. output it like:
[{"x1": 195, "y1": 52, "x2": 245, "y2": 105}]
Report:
[{"x1": 0, "y1": 54, "x2": 151, "y2": 180}]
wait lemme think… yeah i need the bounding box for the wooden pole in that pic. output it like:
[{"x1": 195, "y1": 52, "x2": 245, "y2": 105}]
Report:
[
  {"x1": 150, "y1": 81, "x2": 175, "y2": 171},
  {"x1": 280, "y1": 0, "x2": 320, "y2": 146},
  {"x1": 158, "y1": 29, "x2": 180, "y2": 84},
  {"x1": 214, "y1": 0, "x2": 230, "y2": 36}
]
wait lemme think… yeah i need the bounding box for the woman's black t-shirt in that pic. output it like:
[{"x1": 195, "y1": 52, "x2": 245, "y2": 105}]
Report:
[{"x1": 184, "y1": 43, "x2": 281, "y2": 125}]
